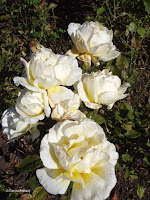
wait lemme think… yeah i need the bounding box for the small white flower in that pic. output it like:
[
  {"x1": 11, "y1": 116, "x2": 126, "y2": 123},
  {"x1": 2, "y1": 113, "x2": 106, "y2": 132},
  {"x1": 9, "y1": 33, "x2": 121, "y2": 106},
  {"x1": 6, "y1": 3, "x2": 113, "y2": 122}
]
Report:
[
  {"x1": 48, "y1": 86, "x2": 86, "y2": 121},
  {"x1": 75, "y1": 69, "x2": 130, "y2": 109},
  {"x1": 15, "y1": 89, "x2": 47, "y2": 124},
  {"x1": 67, "y1": 21, "x2": 120, "y2": 67},
  {"x1": 1, "y1": 108, "x2": 41, "y2": 141},
  {"x1": 36, "y1": 119, "x2": 118, "y2": 200}
]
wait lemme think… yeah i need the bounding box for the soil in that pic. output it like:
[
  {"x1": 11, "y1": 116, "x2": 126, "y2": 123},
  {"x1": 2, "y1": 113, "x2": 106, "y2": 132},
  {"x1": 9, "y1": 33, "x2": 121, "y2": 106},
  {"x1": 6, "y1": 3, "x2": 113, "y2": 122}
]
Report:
[{"x1": 0, "y1": 0, "x2": 150, "y2": 200}]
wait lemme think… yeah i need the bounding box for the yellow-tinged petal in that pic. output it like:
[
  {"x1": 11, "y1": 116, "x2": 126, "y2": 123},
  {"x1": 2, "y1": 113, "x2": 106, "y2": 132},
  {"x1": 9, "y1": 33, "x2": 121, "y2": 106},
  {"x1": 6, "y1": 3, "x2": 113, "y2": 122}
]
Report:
[
  {"x1": 78, "y1": 53, "x2": 91, "y2": 68},
  {"x1": 65, "y1": 49, "x2": 80, "y2": 58},
  {"x1": 36, "y1": 168, "x2": 70, "y2": 195},
  {"x1": 36, "y1": 119, "x2": 118, "y2": 200}
]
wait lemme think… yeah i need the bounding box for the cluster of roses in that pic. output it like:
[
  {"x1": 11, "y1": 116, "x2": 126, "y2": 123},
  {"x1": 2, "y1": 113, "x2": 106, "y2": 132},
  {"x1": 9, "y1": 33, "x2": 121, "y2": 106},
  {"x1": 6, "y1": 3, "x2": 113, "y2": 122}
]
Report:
[{"x1": 1, "y1": 22, "x2": 130, "y2": 200}]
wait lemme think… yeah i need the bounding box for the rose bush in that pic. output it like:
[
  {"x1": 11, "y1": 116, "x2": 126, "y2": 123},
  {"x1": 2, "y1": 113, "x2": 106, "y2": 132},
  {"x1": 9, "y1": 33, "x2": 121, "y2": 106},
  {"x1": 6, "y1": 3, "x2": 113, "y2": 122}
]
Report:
[
  {"x1": 67, "y1": 21, "x2": 120, "y2": 67},
  {"x1": 1, "y1": 108, "x2": 41, "y2": 141},
  {"x1": 36, "y1": 119, "x2": 118, "y2": 200},
  {"x1": 75, "y1": 69, "x2": 130, "y2": 109},
  {"x1": 0, "y1": 21, "x2": 132, "y2": 199}
]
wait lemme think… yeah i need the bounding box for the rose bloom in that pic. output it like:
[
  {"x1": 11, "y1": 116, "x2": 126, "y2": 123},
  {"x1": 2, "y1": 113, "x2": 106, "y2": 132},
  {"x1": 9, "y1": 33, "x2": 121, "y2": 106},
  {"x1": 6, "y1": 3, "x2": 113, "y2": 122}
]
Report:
[
  {"x1": 1, "y1": 108, "x2": 41, "y2": 141},
  {"x1": 14, "y1": 47, "x2": 82, "y2": 117},
  {"x1": 75, "y1": 69, "x2": 130, "y2": 109},
  {"x1": 66, "y1": 21, "x2": 120, "y2": 67},
  {"x1": 36, "y1": 119, "x2": 118, "y2": 200},
  {"x1": 47, "y1": 86, "x2": 86, "y2": 121},
  {"x1": 15, "y1": 89, "x2": 47, "y2": 124},
  {"x1": 14, "y1": 47, "x2": 82, "y2": 90}
]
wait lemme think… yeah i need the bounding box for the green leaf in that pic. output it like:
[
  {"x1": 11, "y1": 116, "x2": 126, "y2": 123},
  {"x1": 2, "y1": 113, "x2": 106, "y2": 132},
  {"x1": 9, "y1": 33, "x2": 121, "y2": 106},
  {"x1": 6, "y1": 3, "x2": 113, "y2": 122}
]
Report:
[
  {"x1": 125, "y1": 130, "x2": 141, "y2": 138},
  {"x1": 146, "y1": 139, "x2": 150, "y2": 147},
  {"x1": 85, "y1": 16, "x2": 93, "y2": 22},
  {"x1": 49, "y1": 3, "x2": 57, "y2": 9},
  {"x1": 28, "y1": 176, "x2": 39, "y2": 191},
  {"x1": 0, "y1": 183, "x2": 5, "y2": 189},
  {"x1": 97, "y1": 16, "x2": 105, "y2": 23},
  {"x1": 130, "y1": 174, "x2": 138, "y2": 179},
  {"x1": 114, "y1": 126, "x2": 122, "y2": 135},
  {"x1": 124, "y1": 167, "x2": 130, "y2": 179},
  {"x1": 128, "y1": 22, "x2": 137, "y2": 33},
  {"x1": 114, "y1": 30, "x2": 124, "y2": 37},
  {"x1": 137, "y1": 184, "x2": 145, "y2": 199},
  {"x1": 32, "y1": 186, "x2": 48, "y2": 200},
  {"x1": 147, "y1": 28, "x2": 150, "y2": 37},
  {"x1": 122, "y1": 154, "x2": 133, "y2": 162},
  {"x1": 127, "y1": 111, "x2": 135, "y2": 120},
  {"x1": 110, "y1": 65, "x2": 121, "y2": 78},
  {"x1": 87, "y1": 111, "x2": 94, "y2": 119},
  {"x1": 0, "y1": 14, "x2": 11, "y2": 20},
  {"x1": 17, "y1": 155, "x2": 42, "y2": 173},
  {"x1": 97, "y1": 7, "x2": 105, "y2": 15},
  {"x1": 120, "y1": 102, "x2": 133, "y2": 111},
  {"x1": 92, "y1": 114, "x2": 106, "y2": 124},
  {"x1": 143, "y1": 157, "x2": 150, "y2": 165},
  {"x1": 134, "y1": 110, "x2": 142, "y2": 117},
  {"x1": 143, "y1": 0, "x2": 150, "y2": 13},
  {"x1": 121, "y1": 70, "x2": 128, "y2": 80},
  {"x1": 115, "y1": 161, "x2": 122, "y2": 170},
  {"x1": 116, "y1": 54, "x2": 129, "y2": 69},
  {"x1": 137, "y1": 27, "x2": 146, "y2": 36},
  {"x1": 24, "y1": 0, "x2": 40, "y2": 6},
  {"x1": 130, "y1": 170, "x2": 138, "y2": 179}
]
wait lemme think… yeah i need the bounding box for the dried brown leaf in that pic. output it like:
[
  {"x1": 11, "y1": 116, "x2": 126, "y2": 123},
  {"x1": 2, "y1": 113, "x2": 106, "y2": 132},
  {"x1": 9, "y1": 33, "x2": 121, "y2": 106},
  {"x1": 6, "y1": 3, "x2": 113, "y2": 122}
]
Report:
[
  {"x1": 112, "y1": 192, "x2": 118, "y2": 200},
  {"x1": 131, "y1": 35, "x2": 141, "y2": 50},
  {"x1": 20, "y1": 194, "x2": 32, "y2": 200}
]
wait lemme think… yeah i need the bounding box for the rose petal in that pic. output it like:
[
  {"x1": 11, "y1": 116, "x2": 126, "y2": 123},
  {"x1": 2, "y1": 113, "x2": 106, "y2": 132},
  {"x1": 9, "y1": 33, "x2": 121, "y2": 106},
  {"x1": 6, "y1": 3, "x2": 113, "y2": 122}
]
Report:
[
  {"x1": 36, "y1": 168, "x2": 70, "y2": 195},
  {"x1": 48, "y1": 86, "x2": 74, "y2": 108}
]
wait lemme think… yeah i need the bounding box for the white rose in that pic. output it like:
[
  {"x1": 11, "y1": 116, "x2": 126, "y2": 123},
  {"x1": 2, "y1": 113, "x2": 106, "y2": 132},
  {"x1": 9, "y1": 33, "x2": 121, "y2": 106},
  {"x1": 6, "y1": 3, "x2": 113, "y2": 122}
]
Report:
[
  {"x1": 14, "y1": 47, "x2": 82, "y2": 90},
  {"x1": 76, "y1": 69, "x2": 130, "y2": 109},
  {"x1": 1, "y1": 108, "x2": 41, "y2": 141},
  {"x1": 16, "y1": 89, "x2": 47, "y2": 124},
  {"x1": 36, "y1": 119, "x2": 118, "y2": 200},
  {"x1": 67, "y1": 21, "x2": 120, "y2": 67},
  {"x1": 48, "y1": 86, "x2": 86, "y2": 121}
]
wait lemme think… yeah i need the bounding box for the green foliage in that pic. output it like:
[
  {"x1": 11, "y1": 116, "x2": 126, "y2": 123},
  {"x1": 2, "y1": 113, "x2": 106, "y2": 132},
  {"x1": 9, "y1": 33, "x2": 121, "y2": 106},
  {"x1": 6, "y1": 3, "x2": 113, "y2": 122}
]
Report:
[
  {"x1": 28, "y1": 176, "x2": 40, "y2": 191},
  {"x1": 125, "y1": 130, "x2": 141, "y2": 138},
  {"x1": 23, "y1": 0, "x2": 41, "y2": 6},
  {"x1": 96, "y1": 7, "x2": 105, "y2": 15},
  {"x1": 124, "y1": 167, "x2": 130, "y2": 179},
  {"x1": 17, "y1": 155, "x2": 42, "y2": 173},
  {"x1": 130, "y1": 170, "x2": 138, "y2": 179},
  {"x1": 128, "y1": 22, "x2": 137, "y2": 33},
  {"x1": 137, "y1": 184, "x2": 145, "y2": 199},
  {"x1": 0, "y1": 183, "x2": 5, "y2": 189},
  {"x1": 32, "y1": 186, "x2": 48, "y2": 200},
  {"x1": 122, "y1": 154, "x2": 133, "y2": 162},
  {"x1": 143, "y1": 157, "x2": 150, "y2": 165},
  {"x1": 143, "y1": 0, "x2": 150, "y2": 13}
]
